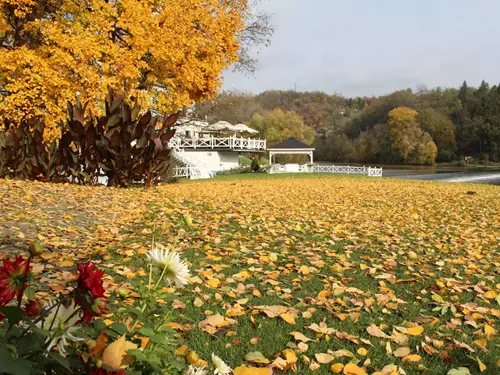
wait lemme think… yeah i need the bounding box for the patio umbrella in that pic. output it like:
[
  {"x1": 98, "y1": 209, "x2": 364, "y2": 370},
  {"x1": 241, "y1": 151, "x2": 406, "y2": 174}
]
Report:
[
  {"x1": 233, "y1": 124, "x2": 259, "y2": 134},
  {"x1": 207, "y1": 121, "x2": 237, "y2": 132}
]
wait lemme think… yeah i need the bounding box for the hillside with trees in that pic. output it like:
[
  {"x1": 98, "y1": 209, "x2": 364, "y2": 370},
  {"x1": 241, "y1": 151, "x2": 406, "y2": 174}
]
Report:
[{"x1": 193, "y1": 81, "x2": 500, "y2": 165}]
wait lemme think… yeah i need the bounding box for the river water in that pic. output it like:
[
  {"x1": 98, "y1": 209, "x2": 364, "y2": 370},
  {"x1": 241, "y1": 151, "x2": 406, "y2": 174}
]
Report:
[{"x1": 383, "y1": 167, "x2": 500, "y2": 185}]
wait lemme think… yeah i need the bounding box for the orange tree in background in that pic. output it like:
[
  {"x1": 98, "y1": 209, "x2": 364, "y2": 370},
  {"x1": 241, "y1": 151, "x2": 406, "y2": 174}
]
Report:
[{"x1": 0, "y1": 0, "x2": 248, "y2": 142}]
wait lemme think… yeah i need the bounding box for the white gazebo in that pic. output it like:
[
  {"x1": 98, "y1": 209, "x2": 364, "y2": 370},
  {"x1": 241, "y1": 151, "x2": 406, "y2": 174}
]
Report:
[{"x1": 268, "y1": 137, "x2": 315, "y2": 165}]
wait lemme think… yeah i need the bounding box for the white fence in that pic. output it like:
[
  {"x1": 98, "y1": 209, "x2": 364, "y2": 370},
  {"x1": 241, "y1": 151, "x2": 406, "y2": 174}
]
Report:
[
  {"x1": 172, "y1": 166, "x2": 201, "y2": 179},
  {"x1": 269, "y1": 164, "x2": 383, "y2": 177},
  {"x1": 168, "y1": 137, "x2": 266, "y2": 151}
]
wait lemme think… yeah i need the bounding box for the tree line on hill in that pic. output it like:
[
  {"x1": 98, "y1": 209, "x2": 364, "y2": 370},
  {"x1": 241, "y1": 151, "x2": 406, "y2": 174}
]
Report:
[{"x1": 194, "y1": 80, "x2": 500, "y2": 164}]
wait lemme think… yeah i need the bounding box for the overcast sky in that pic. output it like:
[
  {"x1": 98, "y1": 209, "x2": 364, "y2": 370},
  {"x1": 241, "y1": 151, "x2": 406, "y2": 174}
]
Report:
[{"x1": 222, "y1": 0, "x2": 500, "y2": 97}]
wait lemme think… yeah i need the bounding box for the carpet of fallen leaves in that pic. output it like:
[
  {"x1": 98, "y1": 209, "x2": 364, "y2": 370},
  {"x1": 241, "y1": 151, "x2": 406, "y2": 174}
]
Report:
[{"x1": 1, "y1": 176, "x2": 500, "y2": 375}]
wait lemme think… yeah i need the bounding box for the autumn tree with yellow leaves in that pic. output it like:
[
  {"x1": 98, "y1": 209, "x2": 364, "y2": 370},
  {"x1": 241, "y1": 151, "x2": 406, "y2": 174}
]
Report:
[
  {"x1": 0, "y1": 0, "x2": 255, "y2": 142},
  {"x1": 388, "y1": 107, "x2": 437, "y2": 165}
]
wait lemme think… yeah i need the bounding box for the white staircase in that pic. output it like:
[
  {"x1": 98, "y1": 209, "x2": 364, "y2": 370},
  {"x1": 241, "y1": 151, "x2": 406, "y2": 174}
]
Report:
[{"x1": 171, "y1": 149, "x2": 213, "y2": 180}]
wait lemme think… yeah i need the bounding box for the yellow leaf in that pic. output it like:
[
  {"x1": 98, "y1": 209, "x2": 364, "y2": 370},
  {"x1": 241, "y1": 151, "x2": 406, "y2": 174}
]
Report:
[
  {"x1": 101, "y1": 335, "x2": 138, "y2": 370},
  {"x1": 165, "y1": 322, "x2": 183, "y2": 330},
  {"x1": 485, "y1": 323, "x2": 498, "y2": 339},
  {"x1": 315, "y1": 353, "x2": 335, "y2": 364},
  {"x1": 302, "y1": 311, "x2": 313, "y2": 319},
  {"x1": 175, "y1": 345, "x2": 187, "y2": 356},
  {"x1": 280, "y1": 313, "x2": 296, "y2": 324},
  {"x1": 206, "y1": 278, "x2": 220, "y2": 288},
  {"x1": 483, "y1": 291, "x2": 497, "y2": 299},
  {"x1": 310, "y1": 361, "x2": 321, "y2": 371},
  {"x1": 233, "y1": 365, "x2": 271, "y2": 375},
  {"x1": 394, "y1": 347, "x2": 411, "y2": 358},
  {"x1": 299, "y1": 265, "x2": 310, "y2": 275},
  {"x1": 330, "y1": 363, "x2": 344, "y2": 373},
  {"x1": 253, "y1": 289, "x2": 262, "y2": 297},
  {"x1": 407, "y1": 326, "x2": 424, "y2": 336},
  {"x1": 476, "y1": 357, "x2": 487, "y2": 372},
  {"x1": 283, "y1": 349, "x2": 298, "y2": 363},
  {"x1": 343, "y1": 363, "x2": 366, "y2": 375},
  {"x1": 290, "y1": 331, "x2": 314, "y2": 342},
  {"x1": 402, "y1": 354, "x2": 422, "y2": 364},
  {"x1": 474, "y1": 338, "x2": 487, "y2": 348},
  {"x1": 357, "y1": 348, "x2": 368, "y2": 356},
  {"x1": 367, "y1": 323, "x2": 390, "y2": 338},
  {"x1": 58, "y1": 260, "x2": 74, "y2": 267}
]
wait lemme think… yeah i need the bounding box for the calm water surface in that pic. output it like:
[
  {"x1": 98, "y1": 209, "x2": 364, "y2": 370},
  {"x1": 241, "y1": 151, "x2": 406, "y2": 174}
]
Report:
[{"x1": 383, "y1": 167, "x2": 500, "y2": 185}]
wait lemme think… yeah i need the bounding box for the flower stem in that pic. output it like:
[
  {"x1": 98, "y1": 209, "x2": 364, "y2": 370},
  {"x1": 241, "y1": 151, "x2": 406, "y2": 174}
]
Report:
[
  {"x1": 17, "y1": 255, "x2": 32, "y2": 308},
  {"x1": 153, "y1": 263, "x2": 169, "y2": 291},
  {"x1": 48, "y1": 302, "x2": 62, "y2": 331},
  {"x1": 148, "y1": 264, "x2": 152, "y2": 290}
]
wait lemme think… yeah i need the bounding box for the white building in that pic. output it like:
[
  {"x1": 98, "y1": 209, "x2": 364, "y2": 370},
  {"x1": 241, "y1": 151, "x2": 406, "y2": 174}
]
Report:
[{"x1": 169, "y1": 119, "x2": 266, "y2": 179}]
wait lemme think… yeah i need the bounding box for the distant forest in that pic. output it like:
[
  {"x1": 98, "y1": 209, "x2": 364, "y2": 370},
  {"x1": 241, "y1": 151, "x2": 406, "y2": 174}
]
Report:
[{"x1": 193, "y1": 81, "x2": 500, "y2": 165}]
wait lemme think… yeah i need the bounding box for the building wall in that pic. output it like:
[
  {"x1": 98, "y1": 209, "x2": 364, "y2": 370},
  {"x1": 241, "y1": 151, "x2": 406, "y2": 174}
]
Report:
[{"x1": 183, "y1": 151, "x2": 239, "y2": 174}]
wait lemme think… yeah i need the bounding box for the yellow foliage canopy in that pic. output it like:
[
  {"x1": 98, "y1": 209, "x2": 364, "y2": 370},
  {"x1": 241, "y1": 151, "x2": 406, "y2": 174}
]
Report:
[
  {"x1": 0, "y1": 0, "x2": 248, "y2": 142},
  {"x1": 388, "y1": 107, "x2": 437, "y2": 164}
]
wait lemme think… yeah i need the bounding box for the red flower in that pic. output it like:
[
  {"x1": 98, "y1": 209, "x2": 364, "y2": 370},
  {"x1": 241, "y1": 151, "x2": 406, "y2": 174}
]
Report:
[
  {"x1": 24, "y1": 298, "x2": 42, "y2": 317},
  {"x1": 75, "y1": 262, "x2": 108, "y2": 323},
  {"x1": 90, "y1": 369, "x2": 125, "y2": 375},
  {"x1": 0, "y1": 256, "x2": 31, "y2": 306}
]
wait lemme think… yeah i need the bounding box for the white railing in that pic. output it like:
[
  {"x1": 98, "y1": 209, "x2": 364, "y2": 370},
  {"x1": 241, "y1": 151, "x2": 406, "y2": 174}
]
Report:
[
  {"x1": 269, "y1": 164, "x2": 383, "y2": 177},
  {"x1": 367, "y1": 167, "x2": 383, "y2": 177},
  {"x1": 171, "y1": 150, "x2": 213, "y2": 180},
  {"x1": 312, "y1": 165, "x2": 367, "y2": 175},
  {"x1": 168, "y1": 136, "x2": 266, "y2": 151},
  {"x1": 172, "y1": 166, "x2": 202, "y2": 179}
]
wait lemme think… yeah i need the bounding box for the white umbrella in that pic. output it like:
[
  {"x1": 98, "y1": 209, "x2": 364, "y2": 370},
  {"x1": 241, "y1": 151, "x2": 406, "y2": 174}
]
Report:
[
  {"x1": 207, "y1": 121, "x2": 237, "y2": 132},
  {"x1": 233, "y1": 124, "x2": 259, "y2": 134}
]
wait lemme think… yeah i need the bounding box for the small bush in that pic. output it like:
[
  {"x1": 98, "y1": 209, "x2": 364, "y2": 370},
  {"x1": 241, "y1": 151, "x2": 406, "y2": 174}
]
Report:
[
  {"x1": 437, "y1": 149, "x2": 455, "y2": 163},
  {"x1": 251, "y1": 158, "x2": 260, "y2": 172},
  {"x1": 239, "y1": 155, "x2": 252, "y2": 167},
  {"x1": 216, "y1": 166, "x2": 251, "y2": 176}
]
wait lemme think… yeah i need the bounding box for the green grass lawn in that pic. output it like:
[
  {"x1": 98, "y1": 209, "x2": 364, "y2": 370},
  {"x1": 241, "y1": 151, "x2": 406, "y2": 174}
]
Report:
[{"x1": 1, "y1": 176, "x2": 499, "y2": 374}]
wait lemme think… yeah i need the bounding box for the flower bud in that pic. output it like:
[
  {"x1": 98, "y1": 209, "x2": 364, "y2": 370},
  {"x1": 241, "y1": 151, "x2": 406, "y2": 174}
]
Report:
[
  {"x1": 91, "y1": 298, "x2": 107, "y2": 315},
  {"x1": 85, "y1": 339, "x2": 96, "y2": 351},
  {"x1": 186, "y1": 350, "x2": 200, "y2": 365},
  {"x1": 24, "y1": 299, "x2": 42, "y2": 317},
  {"x1": 183, "y1": 215, "x2": 193, "y2": 227},
  {"x1": 29, "y1": 240, "x2": 44, "y2": 256}
]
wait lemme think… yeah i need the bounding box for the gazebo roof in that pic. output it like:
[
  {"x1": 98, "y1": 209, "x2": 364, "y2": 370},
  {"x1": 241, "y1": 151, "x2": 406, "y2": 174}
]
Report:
[{"x1": 268, "y1": 137, "x2": 315, "y2": 150}]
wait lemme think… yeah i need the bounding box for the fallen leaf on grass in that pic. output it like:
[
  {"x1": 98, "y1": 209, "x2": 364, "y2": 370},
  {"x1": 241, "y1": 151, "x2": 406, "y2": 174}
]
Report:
[
  {"x1": 290, "y1": 331, "x2": 314, "y2": 342},
  {"x1": 234, "y1": 365, "x2": 271, "y2": 375},
  {"x1": 393, "y1": 347, "x2": 411, "y2": 358},
  {"x1": 407, "y1": 326, "x2": 424, "y2": 336},
  {"x1": 315, "y1": 353, "x2": 335, "y2": 364},
  {"x1": 198, "y1": 314, "x2": 237, "y2": 335},
  {"x1": 244, "y1": 351, "x2": 270, "y2": 364},
  {"x1": 280, "y1": 313, "x2": 296, "y2": 324},
  {"x1": 367, "y1": 323, "x2": 390, "y2": 339},
  {"x1": 343, "y1": 363, "x2": 366, "y2": 375}
]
